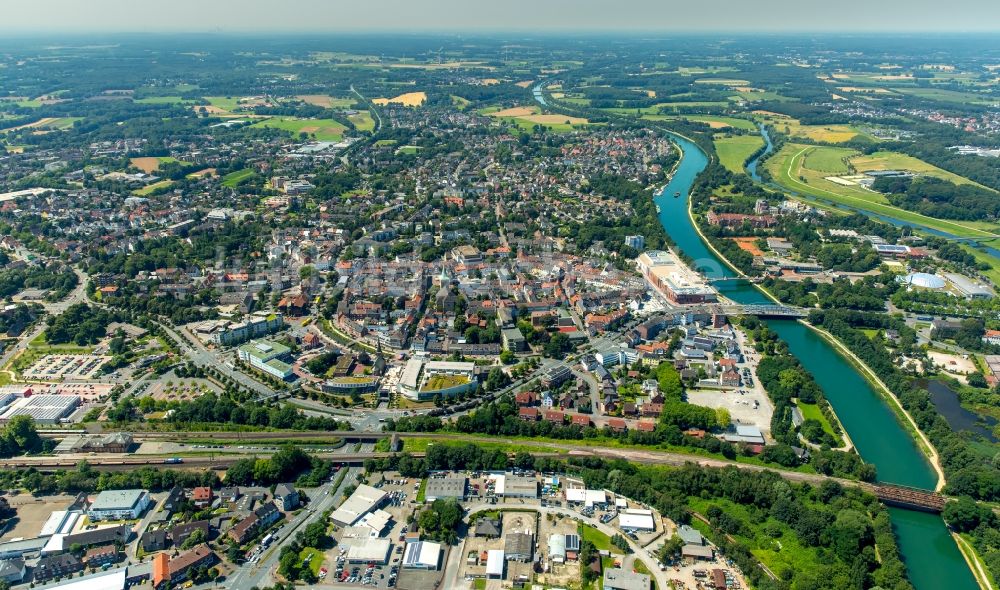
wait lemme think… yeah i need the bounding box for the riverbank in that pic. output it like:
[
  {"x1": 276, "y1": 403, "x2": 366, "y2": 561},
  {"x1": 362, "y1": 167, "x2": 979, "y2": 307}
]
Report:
[
  {"x1": 685, "y1": 197, "x2": 862, "y2": 452},
  {"x1": 685, "y1": 192, "x2": 944, "y2": 488}
]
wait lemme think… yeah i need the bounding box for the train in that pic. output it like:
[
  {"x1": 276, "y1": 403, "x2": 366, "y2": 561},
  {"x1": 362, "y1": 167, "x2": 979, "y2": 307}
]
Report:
[{"x1": 163, "y1": 457, "x2": 184, "y2": 464}]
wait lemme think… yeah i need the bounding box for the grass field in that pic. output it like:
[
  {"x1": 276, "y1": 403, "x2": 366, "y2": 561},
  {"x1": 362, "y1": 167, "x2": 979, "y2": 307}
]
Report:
[
  {"x1": 1, "y1": 117, "x2": 81, "y2": 132},
  {"x1": 797, "y1": 402, "x2": 844, "y2": 446},
  {"x1": 205, "y1": 96, "x2": 242, "y2": 112},
  {"x1": 347, "y1": 111, "x2": 375, "y2": 132},
  {"x1": 132, "y1": 179, "x2": 174, "y2": 196},
  {"x1": 250, "y1": 117, "x2": 347, "y2": 141},
  {"x1": 891, "y1": 87, "x2": 998, "y2": 105},
  {"x1": 715, "y1": 135, "x2": 765, "y2": 172},
  {"x1": 222, "y1": 168, "x2": 255, "y2": 188},
  {"x1": 450, "y1": 95, "x2": 471, "y2": 110},
  {"x1": 579, "y1": 524, "x2": 619, "y2": 554},
  {"x1": 299, "y1": 547, "x2": 325, "y2": 576},
  {"x1": 766, "y1": 143, "x2": 997, "y2": 238}
]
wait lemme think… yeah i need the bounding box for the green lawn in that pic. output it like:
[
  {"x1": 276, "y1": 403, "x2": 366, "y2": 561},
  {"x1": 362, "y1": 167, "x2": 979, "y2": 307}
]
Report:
[
  {"x1": 205, "y1": 96, "x2": 242, "y2": 112},
  {"x1": 348, "y1": 111, "x2": 375, "y2": 132},
  {"x1": 579, "y1": 524, "x2": 619, "y2": 554},
  {"x1": 299, "y1": 547, "x2": 325, "y2": 576},
  {"x1": 222, "y1": 168, "x2": 255, "y2": 188},
  {"x1": 132, "y1": 179, "x2": 174, "y2": 196},
  {"x1": 797, "y1": 402, "x2": 844, "y2": 446},
  {"x1": 250, "y1": 117, "x2": 347, "y2": 141},
  {"x1": 714, "y1": 135, "x2": 765, "y2": 173}
]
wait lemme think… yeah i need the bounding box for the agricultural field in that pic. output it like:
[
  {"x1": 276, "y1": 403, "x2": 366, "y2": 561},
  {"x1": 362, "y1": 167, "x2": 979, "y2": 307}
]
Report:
[
  {"x1": 765, "y1": 143, "x2": 997, "y2": 238},
  {"x1": 372, "y1": 91, "x2": 427, "y2": 106},
  {"x1": 715, "y1": 135, "x2": 765, "y2": 173},
  {"x1": 669, "y1": 115, "x2": 757, "y2": 130},
  {"x1": 134, "y1": 96, "x2": 199, "y2": 105},
  {"x1": 754, "y1": 112, "x2": 872, "y2": 143},
  {"x1": 0, "y1": 116, "x2": 81, "y2": 132},
  {"x1": 130, "y1": 156, "x2": 185, "y2": 173},
  {"x1": 250, "y1": 117, "x2": 347, "y2": 141},
  {"x1": 295, "y1": 94, "x2": 356, "y2": 108},
  {"x1": 486, "y1": 105, "x2": 589, "y2": 131}
]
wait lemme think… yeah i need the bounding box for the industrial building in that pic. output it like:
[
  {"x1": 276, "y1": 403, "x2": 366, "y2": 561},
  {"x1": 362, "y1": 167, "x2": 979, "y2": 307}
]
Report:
[
  {"x1": 618, "y1": 509, "x2": 656, "y2": 532},
  {"x1": 87, "y1": 490, "x2": 151, "y2": 521},
  {"x1": 489, "y1": 474, "x2": 538, "y2": 498},
  {"x1": 237, "y1": 339, "x2": 294, "y2": 380},
  {"x1": 636, "y1": 250, "x2": 717, "y2": 304},
  {"x1": 330, "y1": 484, "x2": 388, "y2": 527},
  {"x1": 423, "y1": 475, "x2": 467, "y2": 502},
  {"x1": 604, "y1": 568, "x2": 651, "y2": 590},
  {"x1": 0, "y1": 394, "x2": 79, "y2": 424},
  {"x1": 486, "y1": 550, "x2": 505, "y2": 579},
  {"x1": 565, "y1": 488, "x2": 608, "y2": 507},
  {"x1": 402, "y1": 541, "x2": 441, "y2": 569},
  {"x1": 345, "y1": 538, "x2": 392, "y2": 564}
]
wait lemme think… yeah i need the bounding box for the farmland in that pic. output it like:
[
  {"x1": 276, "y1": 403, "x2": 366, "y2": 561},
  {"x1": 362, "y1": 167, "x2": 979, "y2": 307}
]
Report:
[
  {"x1": 372, "y1": 91, "x2": 427, "y2": 106},
  {"x1": 295, "y1": 95, "x2": 356, "y2": 108},
  {"x1": 754, "y1": 113, "x2": 872, "y2": 143},
  {"x1": 487, "y1": 105, "x2": 590, "y2": 132}
]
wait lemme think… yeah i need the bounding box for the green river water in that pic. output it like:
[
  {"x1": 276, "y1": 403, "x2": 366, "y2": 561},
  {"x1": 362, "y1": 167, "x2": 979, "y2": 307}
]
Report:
[{"x1": 656, "y1": 132, "x2": 978, "y2": 589}]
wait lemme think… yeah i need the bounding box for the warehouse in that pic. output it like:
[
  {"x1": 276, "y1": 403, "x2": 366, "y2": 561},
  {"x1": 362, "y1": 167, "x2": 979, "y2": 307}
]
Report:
[
  {"x1": 423, "y1": 475, "x2": 466, "y2": 502},
  {"x1": 565, "y1": 488, "x2": 607, "y2": 507},
  {"x1": 0, "y1": 394, "x2": 79, "y2": 424},
  {"x1": 604, "y1": 568, "x2": 651, "y2": 590},
  {"x1": 402, "y1": 541, "x2": 441, "y2": 570},
  {"x1": 618, "y1": 509, "x2": 655, "y2": 532},
  {"x1": 330, "y1": 484, "x2": 388, "y2": 527},
  {"x1": 490, "y1": 474, "x2": 538, "y2": 498},
  {"x1": 345, "y1": 538, "x2": 391, "y2": 564}
]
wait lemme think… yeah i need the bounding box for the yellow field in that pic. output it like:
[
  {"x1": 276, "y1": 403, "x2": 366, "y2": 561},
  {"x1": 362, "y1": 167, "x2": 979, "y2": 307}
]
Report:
[
  {"x1": 515, "y1": 81, "x2": 534, "y2": 88},
  {"x1": 519, "y1": 114, "x2": 588, "y2": 125},
  {"x1": 187, "y1": 168, "x2": 217, "y2": 178},
  {"x1": 4, "y1": 117, "x2": 59, "y2": 131},
  {"x1": 130, "y1": 157, "x2": 161, "y2": 173},
  {"x1": 489, "y1": 106, "x2": 538, "y2": 117},
  {"x1": 755, "y1": 113, "x2": 866, "y2": 143},
  {"x1": 372, "y1": 91, "x2": 427, "y2": 107}
]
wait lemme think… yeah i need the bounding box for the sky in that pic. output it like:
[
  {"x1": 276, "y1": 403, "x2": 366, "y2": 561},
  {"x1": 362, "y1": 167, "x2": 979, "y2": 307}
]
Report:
[{"x1": 3, "y1": 0, "x2": 1000, "y2": 33}]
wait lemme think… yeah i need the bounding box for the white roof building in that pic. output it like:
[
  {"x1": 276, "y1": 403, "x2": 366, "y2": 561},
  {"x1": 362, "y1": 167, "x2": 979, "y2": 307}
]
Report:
[
  {"x1": 402, "y1": 541, "x2": 441, "y2": 569},
  {"x1": 565, "y1": 488, "x2": 607, "y2": 507},
  {"x1": 618, "y1": 509, "x2": 655, "y2": 532},
  {"x1": 359, "y1": 509, "x2": 392, "y2": 535},
  {"x1": 331, "y1": 484, "x2": 388, "y2": 526},
  {"x1": 486, "y1": 549, "x2": 505, "y2": 578},
  {"x1": 548, "y1": 534, "x2": 566, "y2": 563},
  {"x1": 345, "y1": 538, "x2": 391, "y2": 564}
]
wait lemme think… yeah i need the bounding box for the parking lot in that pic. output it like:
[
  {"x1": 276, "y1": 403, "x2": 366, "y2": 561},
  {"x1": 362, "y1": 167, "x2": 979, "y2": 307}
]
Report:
[
  {"x1": 328, "y1": 473, "x2": 423, "y2": 589},
  {"x1": 23, "y1": 354, "x2": 110, "y2": 380}
]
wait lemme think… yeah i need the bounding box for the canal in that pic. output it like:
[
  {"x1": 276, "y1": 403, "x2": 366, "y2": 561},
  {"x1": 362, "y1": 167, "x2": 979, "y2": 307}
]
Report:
[{"x1": 656, "y1": 131, "x2": 978, "y2": 589}]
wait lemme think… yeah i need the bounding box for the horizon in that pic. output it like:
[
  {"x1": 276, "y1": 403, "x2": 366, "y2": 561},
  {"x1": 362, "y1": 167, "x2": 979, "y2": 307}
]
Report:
[{"x1": 3, "y1": 0, "x2": 1000, "y2": 34}]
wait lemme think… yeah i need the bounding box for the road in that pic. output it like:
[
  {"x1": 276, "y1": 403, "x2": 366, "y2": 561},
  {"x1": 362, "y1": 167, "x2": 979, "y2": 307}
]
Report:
[
  {"x1": 156, "y1": 321, "x2": 282, "y2": 401},
  {"x1": 223, "y1": 443, "x2": 372, "y2": 589},
  {"x1": 445, "y1": 502, "x2": 671, "y2": 590}
]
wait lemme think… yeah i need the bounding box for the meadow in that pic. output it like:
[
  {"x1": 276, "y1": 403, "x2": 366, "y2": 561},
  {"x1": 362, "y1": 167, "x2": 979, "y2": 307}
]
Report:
[
  {"x1": 714, "y1": 135, "x2": 765, "y2": 173},
  {"x1": 250, "y1": 117, "x2": 347, "y2": 141}
]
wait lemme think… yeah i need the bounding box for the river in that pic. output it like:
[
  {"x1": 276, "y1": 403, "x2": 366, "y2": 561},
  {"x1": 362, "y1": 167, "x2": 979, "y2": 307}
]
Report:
[{"x1": 656, "y1": 130, "x2": 978, "y2": 589}]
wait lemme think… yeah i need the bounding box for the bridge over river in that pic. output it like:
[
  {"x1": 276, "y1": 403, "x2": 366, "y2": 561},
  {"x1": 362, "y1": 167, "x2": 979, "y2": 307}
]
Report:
[{"x1": 686, "y1": 303, "x2": 808, "y2": 318}]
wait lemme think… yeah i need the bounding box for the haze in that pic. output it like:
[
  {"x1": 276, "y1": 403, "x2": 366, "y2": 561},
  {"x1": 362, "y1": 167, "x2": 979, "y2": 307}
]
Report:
[{"x1": 4, "y1": 0, "x2": 1000, "y2": 33}]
